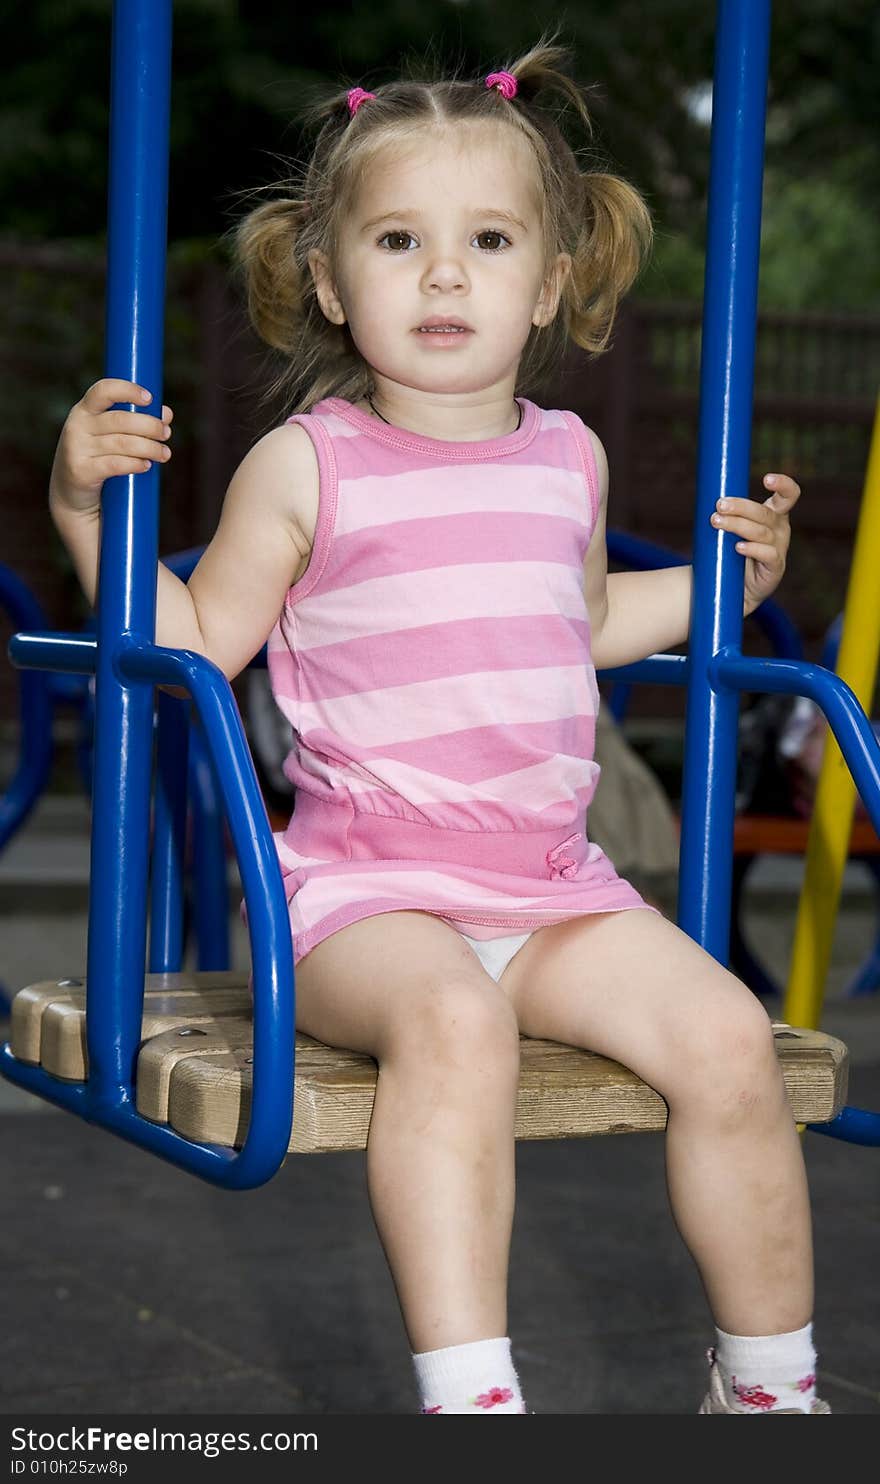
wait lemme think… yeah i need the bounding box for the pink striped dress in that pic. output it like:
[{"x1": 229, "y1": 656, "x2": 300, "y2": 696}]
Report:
[{"x1": 264, "y1": 395, "x2": 652, "y2": 966}]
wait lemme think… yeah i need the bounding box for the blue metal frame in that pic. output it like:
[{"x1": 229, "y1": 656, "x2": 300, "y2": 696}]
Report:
[
  {"x1": 150, "y1": 690, "x2": 190, "y2": 972},
  {"x1": 1, "y1": 635, "x2": 294, "y2": 1186},
  {"x1": 0, "y1": 565, "x2": 56, "y2": 1013},
  {"x1": 604, "y1": 0, "x2": 880, "y2": 1144},
  {"x1": 189, "y1": 716, "x2": 233, "y2": 970},
  {"x1": 601, "y1": 560, "x2": 880, "y2": 1000},
  {"x1": 604, "y1": 530, "x2": 803, "y2": 723},
  {"x1": 2, "y1": 0, "x2": 879, "y2": 1165},
  {"x1": 0, "y1": 0, "x2": 293, "y2": 1186},
  {"x1": 0, "y1": 545, "x2": 254, "y2": 981},
  {"x1": 0, "y1": 565, "x2": 54, "y2": 855}
]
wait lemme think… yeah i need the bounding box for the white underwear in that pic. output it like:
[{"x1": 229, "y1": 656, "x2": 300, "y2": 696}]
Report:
[{"x1": 458, "y1": 930, "x2": 534, "y2": 984}]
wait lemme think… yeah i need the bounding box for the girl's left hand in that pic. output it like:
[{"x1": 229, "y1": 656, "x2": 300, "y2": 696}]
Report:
[{"x1": 711, "y1": 473, "x2": 802, "y2": 615}]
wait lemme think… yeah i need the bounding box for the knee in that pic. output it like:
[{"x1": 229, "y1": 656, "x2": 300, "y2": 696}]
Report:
[
  {"x1": 388, "y1": 978, "x2": 521, "y2": 1085},
  {"x1": 675, "y1": 989, "x2": 785, "y2": 1125}
]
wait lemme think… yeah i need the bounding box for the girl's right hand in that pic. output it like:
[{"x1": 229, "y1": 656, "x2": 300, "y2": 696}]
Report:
[{"x1": 49, "y1": 378, "x2": 174, "y2": 516}]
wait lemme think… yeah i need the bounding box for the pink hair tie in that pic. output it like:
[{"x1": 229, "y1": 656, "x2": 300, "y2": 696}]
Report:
[
  {"x1": 347, "y1": 87, "x2": 376, "y2": 118},
  {"x1": 485, "y1": 70, "x2": 518, "y2": 101}
]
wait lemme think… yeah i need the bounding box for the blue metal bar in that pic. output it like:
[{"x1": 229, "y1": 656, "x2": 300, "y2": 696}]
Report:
[
  {"x1": 146, "y1": 545, "x2": 256, "y2": 971},
  {"x1": 150, "y1": 691, "x2": 190, "y2": 972},
  {"x1": 604, "y1": 530, "x2": 801, "y2": 723},
  {"x1": 0, "y1": 565, "x2": 53, "y2": 853},
  {"x1": 606, "y1": 530, "x2": 803, "y2": 662},
  {"x1": 712, "y1": 651, "x2": 880, "y2": 837},
  {"x1": 807, "y1": 1107, "x2": 880, "y2": 1146},
  {"x1": 843, "y1": 857, "x2": 880, "y2": 997},
  {"x1": 190, "y1": 717, "x2": 231, "y2": 969},
  {"x1": 117, "y1": 640, "x2": 294, "y2": 1170},
  {"x1": 599, "y1": 654, "x2": 690, "y2": 688},
  {"x1": 0, "y1": 0, "x2": 294, "y2": 1184},
  {"x1": 7, "y1": 633, "x2": 96, "y2": 673},
  {"x1": 678, "y1": 0, "x2": 772, "y2": 959},
  {"x1": 83, "y1": 0, "x2": 172, "y2": 1111},
  {"x1": 0, "y1": 637, "x2": 294, "y2": 1188}
]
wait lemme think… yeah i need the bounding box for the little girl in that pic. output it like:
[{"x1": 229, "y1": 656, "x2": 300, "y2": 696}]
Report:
[{"x1": 48, "y1": 37, "x2": 828, "y2": 1415}]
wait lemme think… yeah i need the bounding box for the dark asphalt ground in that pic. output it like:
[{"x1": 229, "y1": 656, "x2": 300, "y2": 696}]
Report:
[{"x1": 0, "y1": 795, "x2": 878, "y2": 1415}]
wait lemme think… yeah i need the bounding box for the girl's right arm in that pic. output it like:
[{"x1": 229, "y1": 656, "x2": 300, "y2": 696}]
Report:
[{"x1": 49, "y1": 378, "x2": 315, "y2": 684}]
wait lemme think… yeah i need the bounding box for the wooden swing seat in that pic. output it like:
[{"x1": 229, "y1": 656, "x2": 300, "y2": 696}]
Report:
[{"x1": 8, "y1": 971, "x2": 848, "y2": 1155}]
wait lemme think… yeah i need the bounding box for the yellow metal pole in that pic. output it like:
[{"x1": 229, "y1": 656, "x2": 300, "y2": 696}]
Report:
[{"x1": 784, "y1": 393, "x2": 880, "y2": 1029}]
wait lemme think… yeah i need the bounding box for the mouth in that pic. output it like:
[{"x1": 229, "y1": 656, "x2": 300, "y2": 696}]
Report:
[{"x1": 415, "y1": 317, "x2": 473, "y2": 334}]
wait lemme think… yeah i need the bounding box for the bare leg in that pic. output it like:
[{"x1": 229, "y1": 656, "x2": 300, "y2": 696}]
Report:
[
  {"x1": 663, "y1": 1055, "x2": 812, "y2": 1333},
  {"x1": 293, "y1": 911, "x2": 521, "y2": 1353},
  {"x1": 500, "y1": 908, "x2": 813, "y2": 1334}
]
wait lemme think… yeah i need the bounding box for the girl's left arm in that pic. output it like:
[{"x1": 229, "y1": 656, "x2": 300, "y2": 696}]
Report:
[{"x1": 583, "y1": 430, "x2": 802, "y2": 669}]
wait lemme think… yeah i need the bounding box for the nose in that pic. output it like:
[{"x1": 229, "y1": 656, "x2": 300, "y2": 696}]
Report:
[{"x1": 420, "y1": 250, "x2": 468, "y2": 295}]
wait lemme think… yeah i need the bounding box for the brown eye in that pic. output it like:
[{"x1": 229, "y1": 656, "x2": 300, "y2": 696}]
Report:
[
  {"x1": 474, "y1": 230, "x2": 511, "y2": 252},
  {"x1": 379, "y1": 231, "x2": 415, "y2": 251}
]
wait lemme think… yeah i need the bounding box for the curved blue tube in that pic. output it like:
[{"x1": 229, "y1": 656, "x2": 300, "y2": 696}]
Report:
[
  {"x1": 677, "y1": 0, "x2": 771, "y2": 958},
  {"x1": 807, "y1": 1108, "x2": 880, "y2": 1146},
  {"x1": 604, "y1": 530, "x2": 802, "y2": 722},
  {"x1": 81, "y1": 0, "x2": 171, "y2": 1116},
  {"x1": 1, "y1": 630, "x2": 294, "y2": 1188},
  {"x1": 0, "y1": 564, "x2": 53, "y2": 851},
  {"x1": 0, "y1": 0, "x2": 294, "y2": 1187},
  {"x1": 189, "y1": 718, "x2": 231, "y2": 970},
  {"x1": 712, "y1": 650, "x2": 880, "y2": 838},
  {"x1": 150, "y1": 690, "x2": 189, "y2": 972}
]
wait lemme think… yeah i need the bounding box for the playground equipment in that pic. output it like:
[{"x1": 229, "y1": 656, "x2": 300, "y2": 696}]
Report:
[
  {"x1": 0, "y1": 551, "x2": 238, "y2": 982},
  {"x1": 784, "y1": 393, "x2": 880, "y2": 1027},
  {"x1": 0, "y1": 563, "x2": 94, "y2": 1013},
  {"x1": 1, "y1": 0, "x2": 878, "y2": 1183},
  {"x1": 0, "y1": 568, "x2": 55, "y2": 857},
  {"x1": 602, "y1": 538, "x2": 880, "y2": 1003}
]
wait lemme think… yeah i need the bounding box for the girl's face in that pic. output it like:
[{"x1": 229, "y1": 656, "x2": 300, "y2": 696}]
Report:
[{"x1": 309, "y1": 125, "x2": 570, "y2": 405}]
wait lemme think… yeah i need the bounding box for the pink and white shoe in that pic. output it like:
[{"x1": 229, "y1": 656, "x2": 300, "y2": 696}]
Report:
[{"x1": 699, "y1": 1347, "x2": 831, "y2": 1414}]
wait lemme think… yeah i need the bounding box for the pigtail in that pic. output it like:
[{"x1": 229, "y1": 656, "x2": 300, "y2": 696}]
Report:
[
  {"x1": 565, "y1": 172, "x2": 655, "y2": 354},
  {"x1": 485, "y1": 31, "x2": 596, "y2": 139},
  {"x1": 233, "y1": 198, "x2": 312, "y2": 357},
  {"x1": 477, "y1": 30, "x2": 653, "y2": 370}
]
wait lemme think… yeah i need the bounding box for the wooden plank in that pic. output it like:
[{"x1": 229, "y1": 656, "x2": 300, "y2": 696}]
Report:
[
  {"x1": 142, "y1": 1016, "x2": 847, "y2": 1155},
  {"x1": 41, "y1": 990, "x2": 255, "y2": 1081},
  {"x1": 8, "y1": 973, "x2": 250, "y2": 1068},
  {"x1": 11, "y1": 983, "x2": 78, "y2": 1065},
  {"x1": 8, "y1": 975, "x2": 849, "y2": 1154}
]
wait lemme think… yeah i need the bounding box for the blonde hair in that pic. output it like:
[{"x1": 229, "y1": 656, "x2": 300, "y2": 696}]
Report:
[{"x1": 230, "y1": 31, "x2": 654, "y2": 414}]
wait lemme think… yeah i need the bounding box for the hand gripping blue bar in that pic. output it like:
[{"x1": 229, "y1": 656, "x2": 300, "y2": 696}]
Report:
[
  {"x1": 0, "y1": 0, "x2": 295, "y2": 1186},
  {"x1": 677, "y1": 0, "x2": 772, "y2": 958}
]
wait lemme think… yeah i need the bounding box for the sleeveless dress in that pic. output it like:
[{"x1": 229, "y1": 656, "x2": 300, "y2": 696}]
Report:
[{"x1": 261, "y1": 395, "x2": 655, "y2": 967}]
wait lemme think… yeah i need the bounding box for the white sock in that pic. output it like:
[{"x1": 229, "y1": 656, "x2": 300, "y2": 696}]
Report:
[
  {"x1": 412, "y1": 1336, "x2": 526, "y2": 1414},
  {"x1": 714, "y1": 1321, "x2": 817, "y2": 1412}
]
